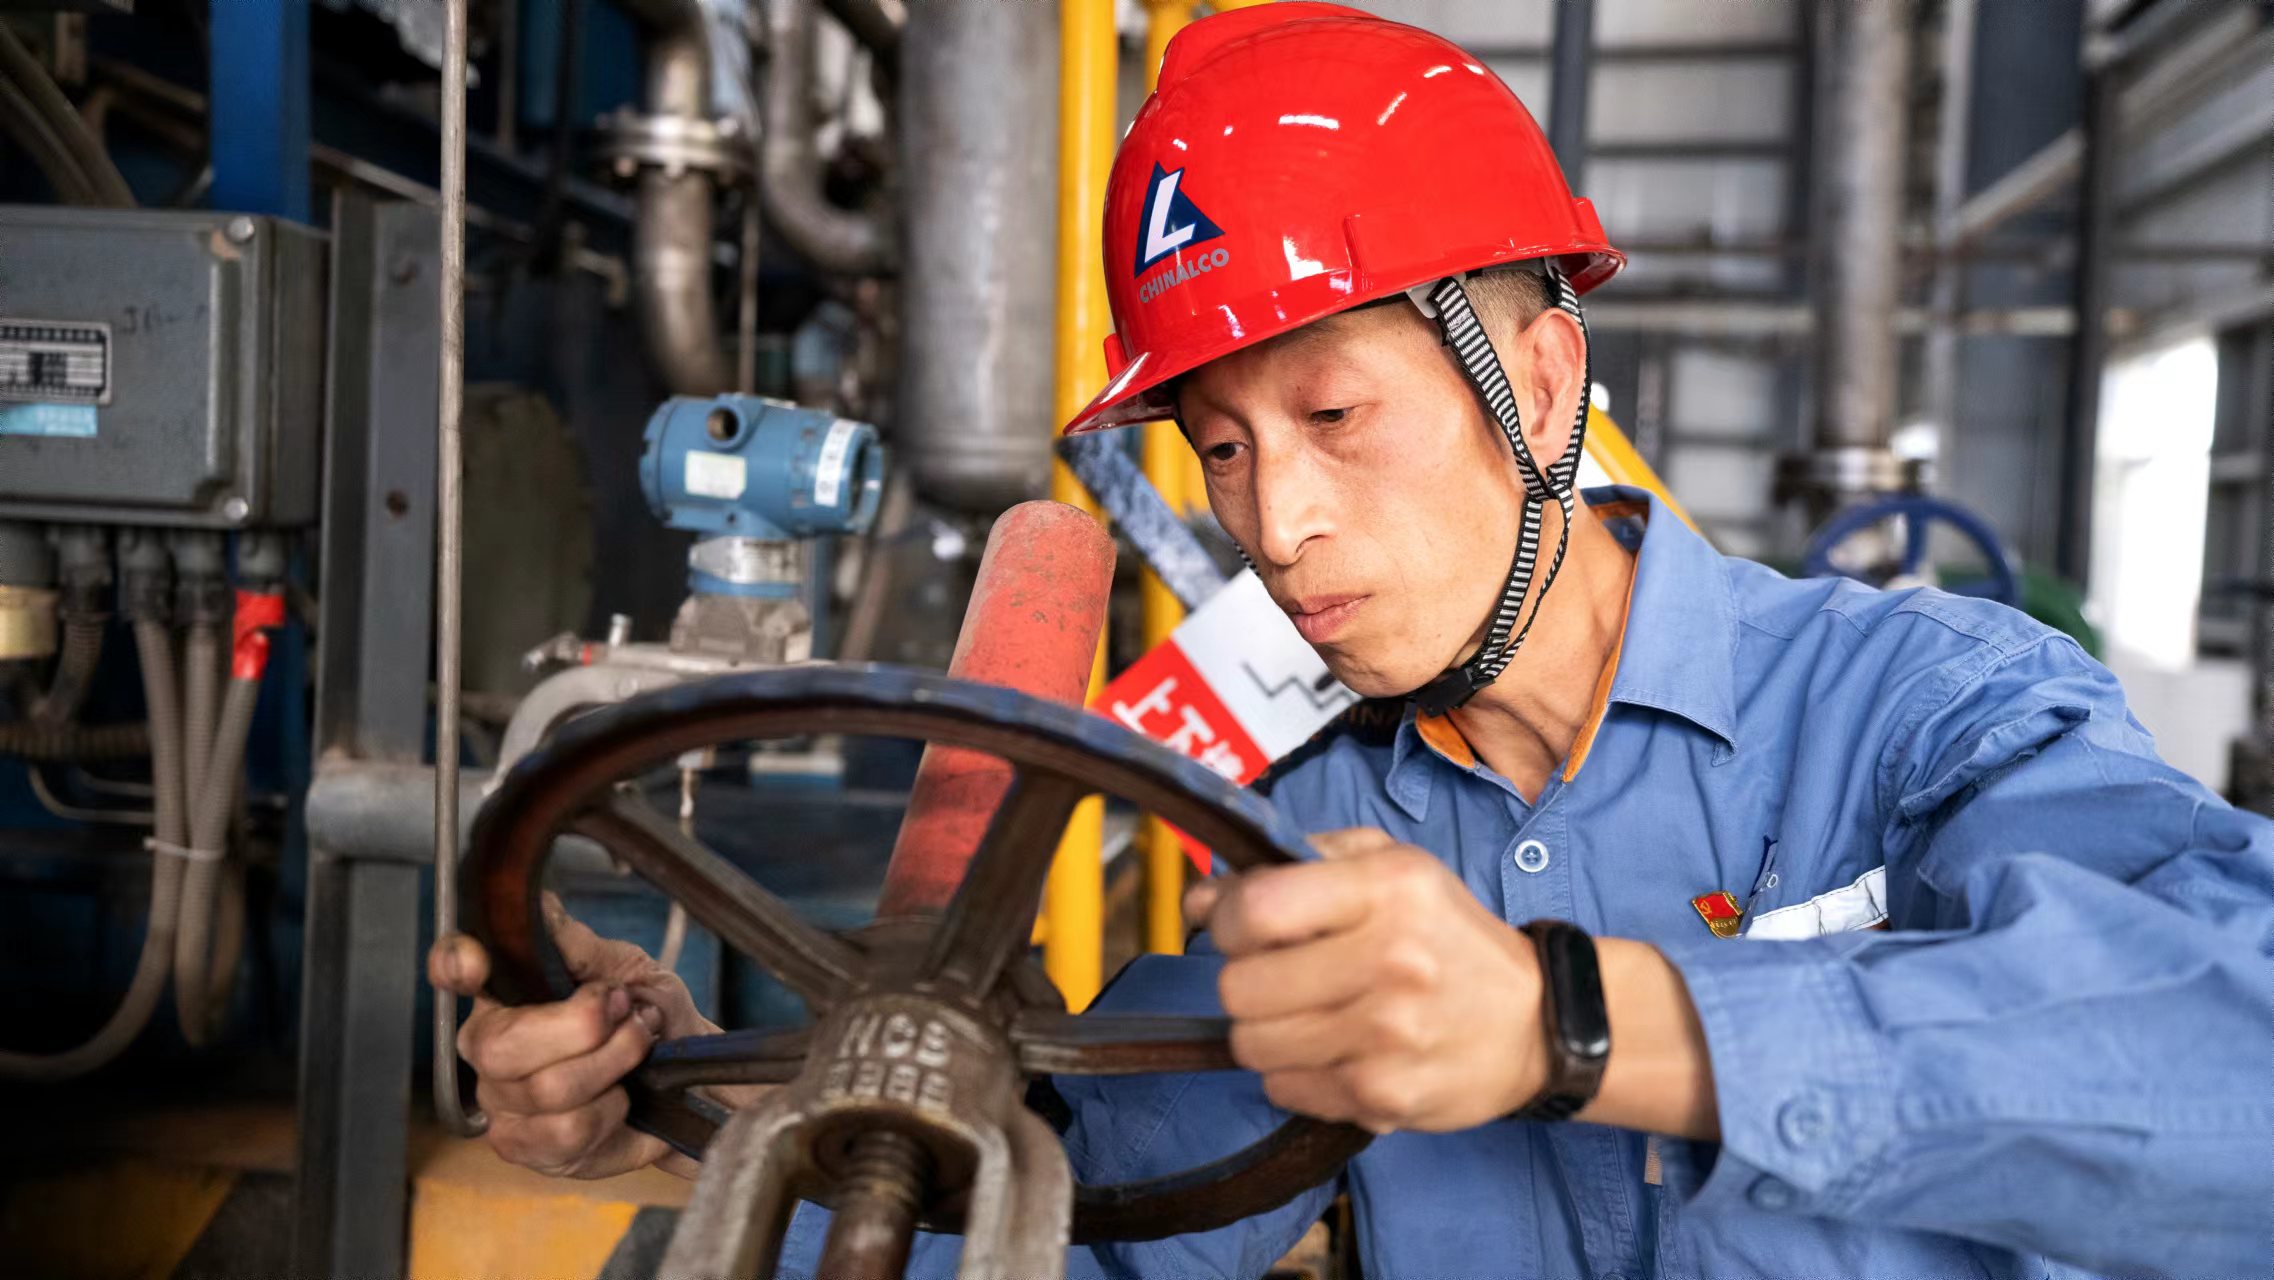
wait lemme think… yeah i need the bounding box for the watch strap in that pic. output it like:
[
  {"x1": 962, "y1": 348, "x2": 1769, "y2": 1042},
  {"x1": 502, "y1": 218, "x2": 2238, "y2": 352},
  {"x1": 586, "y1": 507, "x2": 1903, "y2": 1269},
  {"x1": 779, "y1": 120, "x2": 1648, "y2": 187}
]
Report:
[{"x1": 1511, "y1": 918, "x2": 1610, "y2": 1122}]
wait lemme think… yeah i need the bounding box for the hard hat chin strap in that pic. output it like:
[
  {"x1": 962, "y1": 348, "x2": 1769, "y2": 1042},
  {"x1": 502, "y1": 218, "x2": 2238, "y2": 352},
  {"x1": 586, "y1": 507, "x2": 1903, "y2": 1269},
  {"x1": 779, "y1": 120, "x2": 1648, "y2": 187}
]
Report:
[{"x1": 1409, "y1": 264, "x2": 1593, "y2": 716}]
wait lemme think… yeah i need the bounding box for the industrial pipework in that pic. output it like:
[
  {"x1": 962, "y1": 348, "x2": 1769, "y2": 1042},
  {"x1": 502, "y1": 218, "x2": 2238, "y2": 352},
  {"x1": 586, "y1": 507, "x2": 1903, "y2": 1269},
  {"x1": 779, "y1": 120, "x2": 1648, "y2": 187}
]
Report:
[
  {"x1": 895, "y1": 0, "x2": 1056, "y2": 511},
  {"x1": 602, "y1": 0, "x2": 748, "y2": 396},
  {"x1": 1781, "y1": 0, "x2": 1917, "y2": 515},
  {"x1": 758, "y1": 0, "x2": 895, "y2": 279}
]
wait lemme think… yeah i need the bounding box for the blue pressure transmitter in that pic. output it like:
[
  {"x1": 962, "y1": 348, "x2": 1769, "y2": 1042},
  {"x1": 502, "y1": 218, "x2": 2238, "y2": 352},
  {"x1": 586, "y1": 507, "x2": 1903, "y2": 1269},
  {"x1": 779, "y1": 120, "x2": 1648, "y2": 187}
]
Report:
[
  {"x1": 641, "y1": 395, "x2": 884, "y2": 540},
  {"x1": 641, "y1": 395, "x2": 884, "y2": 601}
]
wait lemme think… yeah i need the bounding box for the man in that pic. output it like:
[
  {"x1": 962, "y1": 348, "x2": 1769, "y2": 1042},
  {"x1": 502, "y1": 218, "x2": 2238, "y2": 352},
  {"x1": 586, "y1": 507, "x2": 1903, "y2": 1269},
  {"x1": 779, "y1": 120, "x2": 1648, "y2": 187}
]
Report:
[{"x1": 432, "y1": 6, "x2": 2274, "y2": 1276}]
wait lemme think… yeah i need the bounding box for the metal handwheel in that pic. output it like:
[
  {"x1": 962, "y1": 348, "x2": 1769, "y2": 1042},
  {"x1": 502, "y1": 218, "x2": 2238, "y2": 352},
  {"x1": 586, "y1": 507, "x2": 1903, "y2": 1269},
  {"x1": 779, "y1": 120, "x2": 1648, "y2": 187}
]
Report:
[
  {"x1": 461, "y1": 663, "x2": 1370, "y2": 1276},
  {"x1": 1802, "y1": 492, "x2": 2022, "y2": 608}
]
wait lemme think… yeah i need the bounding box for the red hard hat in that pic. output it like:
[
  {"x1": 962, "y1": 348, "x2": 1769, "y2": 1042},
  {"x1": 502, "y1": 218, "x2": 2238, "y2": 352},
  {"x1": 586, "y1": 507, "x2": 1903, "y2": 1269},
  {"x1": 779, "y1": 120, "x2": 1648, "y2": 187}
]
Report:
[{"x1": 1063, "y1": 2, "x2": 1624, "y2": 435}]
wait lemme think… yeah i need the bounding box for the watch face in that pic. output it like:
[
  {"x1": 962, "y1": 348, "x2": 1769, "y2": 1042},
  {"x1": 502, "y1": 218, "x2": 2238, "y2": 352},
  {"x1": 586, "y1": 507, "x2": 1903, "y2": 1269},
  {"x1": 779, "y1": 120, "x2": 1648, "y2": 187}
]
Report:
[{"x1": 1544, "y1": 928, "x2": 1611, "y2": 1061}]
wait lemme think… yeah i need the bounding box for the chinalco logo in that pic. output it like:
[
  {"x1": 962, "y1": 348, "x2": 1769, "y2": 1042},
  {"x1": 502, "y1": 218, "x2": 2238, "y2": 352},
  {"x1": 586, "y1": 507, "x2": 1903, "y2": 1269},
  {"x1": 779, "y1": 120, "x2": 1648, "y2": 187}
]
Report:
[{"x1": 1134, "y1": 163, "x2": 1227, "y2": 303}]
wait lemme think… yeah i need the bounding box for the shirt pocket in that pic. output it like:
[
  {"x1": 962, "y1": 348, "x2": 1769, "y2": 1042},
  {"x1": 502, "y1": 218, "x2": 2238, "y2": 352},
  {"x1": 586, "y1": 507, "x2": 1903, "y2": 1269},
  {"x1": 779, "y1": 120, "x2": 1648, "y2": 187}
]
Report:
[{"x1": 1740, "y1": 863, "x2": 1890, "y2": 939}]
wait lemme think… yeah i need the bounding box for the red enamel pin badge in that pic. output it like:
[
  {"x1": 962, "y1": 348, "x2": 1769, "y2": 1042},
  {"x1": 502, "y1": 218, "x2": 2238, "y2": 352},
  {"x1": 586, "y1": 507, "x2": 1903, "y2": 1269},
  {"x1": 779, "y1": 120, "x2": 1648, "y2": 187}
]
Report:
[{"x1": 1691, "y1": 890, "x2": 1744, "y2": 939}]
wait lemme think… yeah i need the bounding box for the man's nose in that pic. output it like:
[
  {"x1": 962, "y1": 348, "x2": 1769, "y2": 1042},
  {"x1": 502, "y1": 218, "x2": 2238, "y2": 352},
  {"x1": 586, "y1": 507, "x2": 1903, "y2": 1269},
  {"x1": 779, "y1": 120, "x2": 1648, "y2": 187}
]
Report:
[{"x1": 1250, "y1": 445, "x2": 1332, "y2": 568}]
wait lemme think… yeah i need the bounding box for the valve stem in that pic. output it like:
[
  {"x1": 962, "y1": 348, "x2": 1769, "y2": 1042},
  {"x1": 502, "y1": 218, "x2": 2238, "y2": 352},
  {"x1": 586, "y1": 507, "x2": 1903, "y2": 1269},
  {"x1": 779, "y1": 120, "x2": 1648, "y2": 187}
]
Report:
[{"x1": 815, "y1": 1130, "x2": 933, "y2": 1280}]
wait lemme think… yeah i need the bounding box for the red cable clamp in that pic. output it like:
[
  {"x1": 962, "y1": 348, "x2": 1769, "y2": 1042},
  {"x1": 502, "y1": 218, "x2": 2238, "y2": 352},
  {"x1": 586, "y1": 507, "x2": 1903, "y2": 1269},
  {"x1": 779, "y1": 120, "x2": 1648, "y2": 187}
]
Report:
[{"x1": 232, "y1": 588, "x2": 287, "y2": 681}]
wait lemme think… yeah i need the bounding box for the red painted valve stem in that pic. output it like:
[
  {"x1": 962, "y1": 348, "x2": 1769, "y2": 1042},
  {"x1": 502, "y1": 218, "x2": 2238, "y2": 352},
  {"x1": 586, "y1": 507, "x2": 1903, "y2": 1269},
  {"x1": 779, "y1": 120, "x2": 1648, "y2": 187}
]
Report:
[{"x1": 875, "y1": 501, "x2": 1114, "y2": 917}]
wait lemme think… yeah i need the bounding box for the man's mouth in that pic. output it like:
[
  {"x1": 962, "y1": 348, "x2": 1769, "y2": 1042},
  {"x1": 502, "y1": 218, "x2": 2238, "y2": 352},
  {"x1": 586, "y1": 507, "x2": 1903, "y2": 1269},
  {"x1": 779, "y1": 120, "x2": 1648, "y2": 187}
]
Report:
[{"x1": 1285, "y1": 593, "x2": 1368, "y2": 644}]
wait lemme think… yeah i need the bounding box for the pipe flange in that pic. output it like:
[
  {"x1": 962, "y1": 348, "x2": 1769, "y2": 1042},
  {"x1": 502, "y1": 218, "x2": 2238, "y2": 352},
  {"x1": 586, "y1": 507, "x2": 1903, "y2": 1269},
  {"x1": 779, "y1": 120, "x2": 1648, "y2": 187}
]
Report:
[{"x1": 594, "y1": 111, "x2": 755, "y2": 184}]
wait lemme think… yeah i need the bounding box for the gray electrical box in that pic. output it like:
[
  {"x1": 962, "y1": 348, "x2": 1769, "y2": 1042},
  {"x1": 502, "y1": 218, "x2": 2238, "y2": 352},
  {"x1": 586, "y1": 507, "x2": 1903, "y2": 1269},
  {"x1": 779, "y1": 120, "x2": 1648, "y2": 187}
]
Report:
[{"x1": 0, "y1": 206, "x2": 327, "y2": 527}]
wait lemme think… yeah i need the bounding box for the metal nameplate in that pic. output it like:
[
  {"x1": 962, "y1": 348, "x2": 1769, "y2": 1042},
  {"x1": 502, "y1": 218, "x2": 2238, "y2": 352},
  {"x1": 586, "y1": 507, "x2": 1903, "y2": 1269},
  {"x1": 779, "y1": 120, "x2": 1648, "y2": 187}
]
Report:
[{"x1": 0, "y1": 319, "x2": 112, "y2": 406}]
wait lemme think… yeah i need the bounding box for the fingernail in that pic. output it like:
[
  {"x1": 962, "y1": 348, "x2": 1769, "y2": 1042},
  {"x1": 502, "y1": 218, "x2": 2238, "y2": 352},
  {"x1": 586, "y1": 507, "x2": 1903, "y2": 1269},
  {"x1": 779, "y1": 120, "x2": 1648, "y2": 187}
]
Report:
[
  {"x1": 606, "y1": 987, "x2": 631, "y2": 1022},
  {"x1": 636, "y1": 1004, "x2": 665, "y2": 1035}
]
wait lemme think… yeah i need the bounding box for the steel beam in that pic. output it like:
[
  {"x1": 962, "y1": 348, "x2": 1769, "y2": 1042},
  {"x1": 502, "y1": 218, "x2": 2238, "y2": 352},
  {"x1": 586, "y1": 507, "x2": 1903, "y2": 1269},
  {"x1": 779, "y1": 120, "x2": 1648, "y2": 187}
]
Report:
[
  {"x1": 292, "y1": 195, "x2": 440, "y2": 1280},
  {"x1": 210, "y1": 0, "x2": 313, "y2": 221},
  {"x1": 2056, "y1": 68, "x2": 2117, "y2": 584},
  {"x1": 1545, "y1": 0, "x2": 1593, "y2": 192}
]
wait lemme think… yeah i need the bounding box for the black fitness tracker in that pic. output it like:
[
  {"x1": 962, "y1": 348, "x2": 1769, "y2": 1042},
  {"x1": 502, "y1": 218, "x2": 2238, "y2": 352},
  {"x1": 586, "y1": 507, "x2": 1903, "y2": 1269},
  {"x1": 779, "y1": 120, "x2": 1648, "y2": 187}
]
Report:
[{"x1": 1511, "y1": 918, "x2": 1611, "y2": 1122}]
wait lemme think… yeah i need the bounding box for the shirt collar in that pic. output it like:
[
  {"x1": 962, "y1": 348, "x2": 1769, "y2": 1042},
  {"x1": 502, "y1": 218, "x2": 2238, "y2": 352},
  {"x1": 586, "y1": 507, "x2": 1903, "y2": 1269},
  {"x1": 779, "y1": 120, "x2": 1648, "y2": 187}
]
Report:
[{"x1": 1383, "y1": 485, "x2": 1741, "y2": 820}]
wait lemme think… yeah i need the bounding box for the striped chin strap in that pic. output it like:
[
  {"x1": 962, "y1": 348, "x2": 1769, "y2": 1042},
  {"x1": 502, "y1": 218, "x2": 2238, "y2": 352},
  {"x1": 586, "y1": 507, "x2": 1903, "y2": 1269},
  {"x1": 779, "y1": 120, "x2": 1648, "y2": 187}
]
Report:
[{"x1": 1408, "y1": 262, "x2": 1592, "y2": 715}]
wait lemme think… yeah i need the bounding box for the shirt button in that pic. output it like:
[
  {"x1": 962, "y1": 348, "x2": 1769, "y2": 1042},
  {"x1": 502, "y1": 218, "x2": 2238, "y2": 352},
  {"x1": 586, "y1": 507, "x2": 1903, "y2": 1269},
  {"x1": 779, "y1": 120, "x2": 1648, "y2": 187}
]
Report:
[
  {"x1": 1748, "y1": 1175, "x2": 1798, "y2": 1212},
  {"x1": 1514, "y1": 839, "x2": 1551, "y2": 873},
  {"x1": 1777, "y1": 1095, "x2": 1830, "y2": 1149}
]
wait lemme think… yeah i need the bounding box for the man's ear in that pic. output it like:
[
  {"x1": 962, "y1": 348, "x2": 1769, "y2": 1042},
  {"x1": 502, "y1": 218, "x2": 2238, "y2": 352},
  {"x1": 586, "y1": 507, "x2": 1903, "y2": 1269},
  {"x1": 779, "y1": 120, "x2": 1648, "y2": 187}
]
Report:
[{"x1": 1515, "y1": 308, "x2": 1587, "y2": 474}]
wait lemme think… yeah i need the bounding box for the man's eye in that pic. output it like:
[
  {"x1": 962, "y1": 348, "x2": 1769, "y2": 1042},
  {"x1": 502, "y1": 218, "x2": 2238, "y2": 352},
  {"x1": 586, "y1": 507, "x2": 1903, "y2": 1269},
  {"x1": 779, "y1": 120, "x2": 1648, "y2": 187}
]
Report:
[
  {"x1": 1205, "y1": 441, "x2": 1242, "y2": 463},
  {"x1": 1311, "y1": 407, "x2": 1349, "y2": 424}
]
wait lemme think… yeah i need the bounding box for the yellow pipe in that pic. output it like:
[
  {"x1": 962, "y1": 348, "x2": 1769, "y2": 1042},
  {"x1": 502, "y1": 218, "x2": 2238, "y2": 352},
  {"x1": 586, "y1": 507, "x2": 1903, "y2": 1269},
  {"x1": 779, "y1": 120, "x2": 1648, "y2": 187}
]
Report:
[
  {"x1": 1137, "y1": 0, "x2": 1198, "y2": 958},
  {"x1": 1139, "y1": 429, "x2": 1189, "y2": 958},
  {"x1": 1582, "y1": 407, "x2": 1699, "y2": 533},
  {"x1": 1044, "y1": 0, "x2": 1119, "y2": 1012},
  {"x1": 1144, "y1": 0, "x2": 1191, "y2": 84}
]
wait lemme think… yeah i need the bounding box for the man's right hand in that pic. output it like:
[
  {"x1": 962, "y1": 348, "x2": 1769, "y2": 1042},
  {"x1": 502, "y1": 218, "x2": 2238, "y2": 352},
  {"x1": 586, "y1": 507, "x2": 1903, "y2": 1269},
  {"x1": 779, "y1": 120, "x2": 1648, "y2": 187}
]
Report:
[{"x1": 427, "y1": 893, "x2": 716, "y2": 1180}]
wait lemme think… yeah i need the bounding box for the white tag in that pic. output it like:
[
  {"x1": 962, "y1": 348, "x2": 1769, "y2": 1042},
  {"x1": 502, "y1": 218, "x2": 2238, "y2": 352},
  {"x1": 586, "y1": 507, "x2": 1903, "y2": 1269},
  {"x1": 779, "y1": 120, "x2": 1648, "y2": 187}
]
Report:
[
  {"x1": 1176, "y1": 571, "x2": 1359, "y2": 759},
  {"x1": 814, "y1": 419, "x2": 859, "y2": 507},
  {"x1": 685, "y1": 451, "x2": 747, "y2": 501}
]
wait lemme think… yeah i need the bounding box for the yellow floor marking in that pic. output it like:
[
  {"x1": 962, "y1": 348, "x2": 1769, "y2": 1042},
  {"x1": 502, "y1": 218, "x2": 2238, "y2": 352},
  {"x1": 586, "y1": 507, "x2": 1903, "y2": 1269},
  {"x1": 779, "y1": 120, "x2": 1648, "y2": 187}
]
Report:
[
  {"x1": 0, "y1": 1157, "x2": 236, "y2": 1280},
  {"x1": 407, "y1": 1135, "x2": 694, "y2": 1279},
  {"x1": 408, "y1": 1176, "x2": 642, "y2": 1280}
]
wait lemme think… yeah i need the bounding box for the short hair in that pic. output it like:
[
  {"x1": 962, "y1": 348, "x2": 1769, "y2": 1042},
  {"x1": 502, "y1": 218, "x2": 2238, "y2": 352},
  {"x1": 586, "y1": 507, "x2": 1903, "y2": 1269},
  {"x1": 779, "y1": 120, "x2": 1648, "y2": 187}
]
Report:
[{"x1": 1460, "y1": 264, "x2": 1551, "y2": 342}]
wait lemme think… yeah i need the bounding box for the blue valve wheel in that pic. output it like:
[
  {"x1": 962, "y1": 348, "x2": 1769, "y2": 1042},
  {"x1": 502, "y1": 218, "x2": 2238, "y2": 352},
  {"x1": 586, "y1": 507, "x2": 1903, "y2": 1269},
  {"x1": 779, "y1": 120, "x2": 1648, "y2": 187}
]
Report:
[{"x1": 1802, "y1": 494, "x2": 2021, "y2": 608}]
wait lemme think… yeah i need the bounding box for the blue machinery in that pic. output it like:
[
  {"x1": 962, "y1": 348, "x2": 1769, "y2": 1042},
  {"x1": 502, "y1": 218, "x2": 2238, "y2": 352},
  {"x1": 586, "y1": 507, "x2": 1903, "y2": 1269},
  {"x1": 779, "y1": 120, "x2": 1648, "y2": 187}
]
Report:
[{"x1": 1802, "y1": 492, "x2": 2024, "y2": 608}]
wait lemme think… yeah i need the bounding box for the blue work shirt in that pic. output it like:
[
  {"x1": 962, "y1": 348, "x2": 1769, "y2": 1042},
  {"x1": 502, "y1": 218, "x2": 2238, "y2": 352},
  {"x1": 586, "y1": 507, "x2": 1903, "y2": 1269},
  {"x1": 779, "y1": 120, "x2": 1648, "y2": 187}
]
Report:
[{"x1": 783, "y1": 486, "x2": 2274, "y2": 1279}]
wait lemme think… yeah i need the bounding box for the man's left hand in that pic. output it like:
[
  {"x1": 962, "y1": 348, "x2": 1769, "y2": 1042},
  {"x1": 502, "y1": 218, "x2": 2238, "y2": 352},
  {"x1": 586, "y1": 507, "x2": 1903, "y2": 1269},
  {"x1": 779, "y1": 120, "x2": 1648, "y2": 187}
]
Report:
[{"x1": 1183, "y1": 827, "x2": 1549, "y2": 1134}]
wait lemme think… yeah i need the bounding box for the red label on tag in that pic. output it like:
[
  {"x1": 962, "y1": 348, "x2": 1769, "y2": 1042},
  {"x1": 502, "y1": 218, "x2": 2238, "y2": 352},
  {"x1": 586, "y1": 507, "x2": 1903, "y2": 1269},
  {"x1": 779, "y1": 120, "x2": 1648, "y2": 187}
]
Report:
[{"x1": 1093, "y1": 639, "x2": 1266, "y2": 876}]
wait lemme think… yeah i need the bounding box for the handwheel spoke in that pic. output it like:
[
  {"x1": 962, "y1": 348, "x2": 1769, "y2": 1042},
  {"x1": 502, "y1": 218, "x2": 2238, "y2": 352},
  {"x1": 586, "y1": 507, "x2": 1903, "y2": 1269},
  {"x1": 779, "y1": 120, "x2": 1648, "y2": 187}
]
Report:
[
  {"x1": 922, "y1": 767, "x2": 1091, "y2": 995},
  {"x1": 636, "y1": 1025, "x2": 814, "y2": 1092},
  {"x1": 574, "y1": 797, "x2": 864, "y2": 1009},
  {"x1": 1011, "y1": 1010, "x2": 1236, "y2": 1076}
]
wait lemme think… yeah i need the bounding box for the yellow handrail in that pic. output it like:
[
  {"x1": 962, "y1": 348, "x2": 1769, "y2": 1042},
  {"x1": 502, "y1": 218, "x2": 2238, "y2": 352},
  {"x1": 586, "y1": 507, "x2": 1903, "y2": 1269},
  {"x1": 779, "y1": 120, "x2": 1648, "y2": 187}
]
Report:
[
  {"x1": 1043, "y1": 0, "x2": 1120, "y2": 1011},
  {"x1": 1583, "y1": 407, "x2": 1698, "y2": 532},
  {"x1": 1137, "y1": 0, "x2": 1202, "y2": 958}
]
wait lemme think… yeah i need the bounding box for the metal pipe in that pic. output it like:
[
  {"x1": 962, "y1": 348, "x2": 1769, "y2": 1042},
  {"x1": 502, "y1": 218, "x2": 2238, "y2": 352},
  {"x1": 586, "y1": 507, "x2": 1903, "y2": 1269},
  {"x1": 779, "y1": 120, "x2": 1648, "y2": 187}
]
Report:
[
  {"x1": 642, "y1": 7, "x2": 708, "y2": 118},
  {"x1": 2056, "y1": 67, "x2": 2116, "y2": 584},
  {"x1": 896, "y1": 0, "x2": 1054, "y2": 511},
  {"x1": 496, "y1": 0, "x2": 519, "y2": 152},
  {"x1": 0, "y1": 24, "x2": 133, "y2": 206},
  {"x1": 1808, "y1": 0, "x2": 1914, "y2": 457},
  {"x1": 738, "y1": 196, "x2": 761, "y2": 394},
  {"x1": 434, "y1": 0, "x2": 487, "y2": 1140},
  {"x1": 1924, "y1": 0, "x2": 1979, "y2": 465},
  {"x1": 815, "y1": 0, "x2": 902, "y2": 73},
  {"x1": 759, "y1": 0, "x2": 894, "y2": 276},
  {"x1": 1045, "y1": 0, "x2": 1118, "y2": 1012},
  {"x1": 1545, "y1": 0, "x2": 1594, "y2": 192},
  {"x1": 1139, "y1": 0, "x2": 1193, "y2": 959},
  {"x1": 628, "y1": 3, "x2": 733, "y2": 395},
  {"x1": 636, "y1": 168, "x2": 733, "y2": 395}
]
